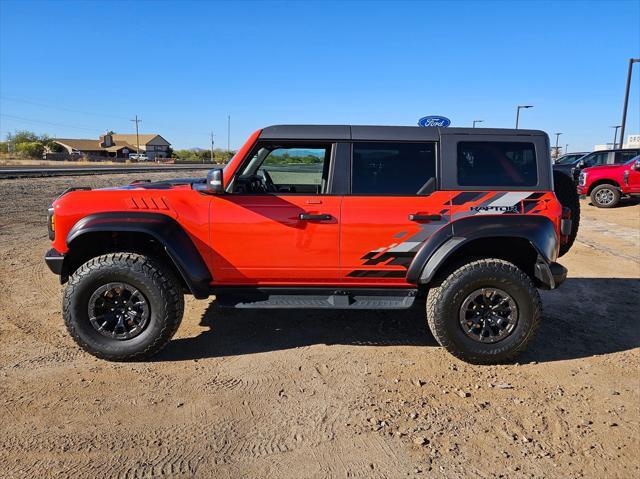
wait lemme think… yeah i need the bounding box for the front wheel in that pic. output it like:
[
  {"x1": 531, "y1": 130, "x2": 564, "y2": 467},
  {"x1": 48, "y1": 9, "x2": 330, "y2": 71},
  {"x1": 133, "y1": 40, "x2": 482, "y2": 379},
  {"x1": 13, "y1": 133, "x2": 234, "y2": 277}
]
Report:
[
  {"x1": 63, "y1": 253, "x2": 184, "y2": 361},
  {"x1": 426, "y1": 259, "x2": 541, "y2": 364},
  {"x1": 590, "y1": 184, "x2": 620, "y2": 208}
]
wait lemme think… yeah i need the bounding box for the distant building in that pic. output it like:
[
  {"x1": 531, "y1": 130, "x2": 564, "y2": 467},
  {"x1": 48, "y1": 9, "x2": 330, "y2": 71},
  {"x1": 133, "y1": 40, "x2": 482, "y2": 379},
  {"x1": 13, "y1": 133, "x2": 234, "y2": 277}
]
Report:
[
  {"x1": 594, "y1": 133, "x2": 640, "y2": 151},
  {"x1": 53, "y1": 133, "x2": 171, "y2": 161}
]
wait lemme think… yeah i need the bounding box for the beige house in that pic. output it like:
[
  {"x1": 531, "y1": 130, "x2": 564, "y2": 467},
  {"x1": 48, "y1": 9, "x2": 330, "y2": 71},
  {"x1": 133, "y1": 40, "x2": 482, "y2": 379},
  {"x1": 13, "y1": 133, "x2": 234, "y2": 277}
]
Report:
[{"x1": 54, "y1": 133, "x2": 171, "y2": 161}]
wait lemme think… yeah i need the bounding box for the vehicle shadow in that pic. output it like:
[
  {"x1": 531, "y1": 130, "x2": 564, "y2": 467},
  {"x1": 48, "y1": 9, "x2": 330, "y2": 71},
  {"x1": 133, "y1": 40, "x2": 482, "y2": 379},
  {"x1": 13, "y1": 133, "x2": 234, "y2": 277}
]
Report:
[
  {"x1": 585, "y1": 197, "x2": 640, "y2": 208},
  {"x1": 156, "y1": 278, "x2": 639, "y2": 364}
]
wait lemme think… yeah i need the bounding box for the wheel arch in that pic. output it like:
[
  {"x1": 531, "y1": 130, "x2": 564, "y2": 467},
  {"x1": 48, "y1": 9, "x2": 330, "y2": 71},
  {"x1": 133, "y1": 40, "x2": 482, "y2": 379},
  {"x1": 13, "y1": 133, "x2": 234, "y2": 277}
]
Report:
[
  {"x1": 587, "y1": 179, "x2": 620, "y2": 194},
  {"x1": 64, "y1": 212, "x2": 211, "y2": 299},
  {"x1": 407, "y1": 215, "x2": 559, "y2": 288}
]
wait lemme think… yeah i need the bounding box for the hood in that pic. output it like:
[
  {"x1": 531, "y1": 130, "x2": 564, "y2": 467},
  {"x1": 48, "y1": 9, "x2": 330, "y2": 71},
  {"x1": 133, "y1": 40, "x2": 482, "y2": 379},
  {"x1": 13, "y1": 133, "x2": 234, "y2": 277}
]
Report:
[
  {"x1": 100, "y1": 177, "x2": 206, "y2": 191},
  {"x1": 582, "y1": 164, "x2": 625, "y2": 174},
  {"x1": 553, "y1": 163, "x2": 575, "y2": 173}
]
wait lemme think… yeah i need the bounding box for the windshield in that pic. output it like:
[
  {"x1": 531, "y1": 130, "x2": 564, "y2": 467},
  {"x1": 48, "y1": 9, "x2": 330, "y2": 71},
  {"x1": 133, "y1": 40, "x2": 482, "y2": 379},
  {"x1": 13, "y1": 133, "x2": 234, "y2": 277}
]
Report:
[{"x1": 556, "y1": 154, "x2": 584, "y2": 165}]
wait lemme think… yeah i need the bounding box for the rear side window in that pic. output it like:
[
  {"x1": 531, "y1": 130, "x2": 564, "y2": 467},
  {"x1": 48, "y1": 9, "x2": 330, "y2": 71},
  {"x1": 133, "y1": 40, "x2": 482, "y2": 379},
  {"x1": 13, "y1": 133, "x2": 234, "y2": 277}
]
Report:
[
  {"x1": 457, "y1": 142, "x2": 537, "y2": 187},
  {"x1": 352, "y1": 142, "x2": 436, "y2": 195}
]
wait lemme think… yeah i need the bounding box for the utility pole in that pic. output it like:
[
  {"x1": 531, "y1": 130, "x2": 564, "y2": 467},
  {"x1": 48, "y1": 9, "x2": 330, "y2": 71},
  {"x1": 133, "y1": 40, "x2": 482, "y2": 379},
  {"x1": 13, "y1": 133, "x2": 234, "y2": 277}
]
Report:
[
  {"x1": 555, "y1": 133, "x2": 562, "y2": 159},
  {"x1": 619, "y1": 58, "x2": 639, "y2": 150},
  {"x1": 555, "y1": 132, "x2": 562, "y2": 152},
  {"x1": 515, "y1": 105, "x2": 533, "y2": 129},
  {"x1": 227, "y1": 115, "x2": 231, "y2": 153},
  {"x1": 130, "y1": 115, "x2": 141, "y2": 156},
  {"x1": 611, "y1": 125, "x2": 621, "y2": 149},
  {"x1": 214, "y1": 132, "x2": 219, "y2": 163},
  {"x1": 472, "y1": 120, "x2": 483, "y2": 128}
]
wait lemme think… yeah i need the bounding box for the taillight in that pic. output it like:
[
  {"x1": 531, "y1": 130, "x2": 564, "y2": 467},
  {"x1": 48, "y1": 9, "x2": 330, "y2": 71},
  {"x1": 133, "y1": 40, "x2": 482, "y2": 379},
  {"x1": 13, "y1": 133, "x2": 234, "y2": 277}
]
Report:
[
  {"x1": 47, "y1": 207, "x2": 55, "y2": 240},
  {"x1": 560, "y1": 207, "x2": 572, "y2": 240}
]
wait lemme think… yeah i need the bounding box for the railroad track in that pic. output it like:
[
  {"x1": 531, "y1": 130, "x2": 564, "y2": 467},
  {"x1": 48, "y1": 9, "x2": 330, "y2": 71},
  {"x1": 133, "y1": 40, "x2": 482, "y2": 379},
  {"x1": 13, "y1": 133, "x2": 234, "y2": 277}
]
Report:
[{"x1": 0, "y1": 164, "x2": 215, "y2": 179}]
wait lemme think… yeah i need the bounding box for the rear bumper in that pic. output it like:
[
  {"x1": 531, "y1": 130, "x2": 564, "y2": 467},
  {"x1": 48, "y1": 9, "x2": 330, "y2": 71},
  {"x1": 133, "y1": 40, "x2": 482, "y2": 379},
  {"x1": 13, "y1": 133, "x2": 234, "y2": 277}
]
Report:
[
  {"x1": 45, "y1": 248, "x2": 64, "y2": 275},
  {"x1": 534, "y1": 257, "x2": 567, "y2": 290}
]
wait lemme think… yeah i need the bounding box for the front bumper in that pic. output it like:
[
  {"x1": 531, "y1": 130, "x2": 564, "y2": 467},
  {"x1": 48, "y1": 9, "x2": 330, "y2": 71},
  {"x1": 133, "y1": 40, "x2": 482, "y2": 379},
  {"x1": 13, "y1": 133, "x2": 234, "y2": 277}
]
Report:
[
  {"x1": 45, "y1": 248, "x2": 64, "y2": 275},
  {"x1": 577, "y1": 185, "x2": 588, "y2": 196},
  {"x1": 534, "y1": 257, "x2": 567, "y2": 290}
]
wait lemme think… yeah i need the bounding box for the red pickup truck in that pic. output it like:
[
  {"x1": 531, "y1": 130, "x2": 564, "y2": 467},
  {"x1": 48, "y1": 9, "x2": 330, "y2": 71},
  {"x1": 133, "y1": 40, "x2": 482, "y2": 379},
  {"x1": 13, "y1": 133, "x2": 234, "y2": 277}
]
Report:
[{"x1": 578, "y1": 156, "x2": 640, "y2": 208}]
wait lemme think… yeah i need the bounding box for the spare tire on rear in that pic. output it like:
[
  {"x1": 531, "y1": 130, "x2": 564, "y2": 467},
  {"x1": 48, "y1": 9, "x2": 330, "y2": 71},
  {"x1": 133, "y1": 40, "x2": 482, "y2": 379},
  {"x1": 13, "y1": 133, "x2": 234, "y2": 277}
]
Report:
[{"x1": 553, "y1": 170, "x2": 580, "y2": 257}]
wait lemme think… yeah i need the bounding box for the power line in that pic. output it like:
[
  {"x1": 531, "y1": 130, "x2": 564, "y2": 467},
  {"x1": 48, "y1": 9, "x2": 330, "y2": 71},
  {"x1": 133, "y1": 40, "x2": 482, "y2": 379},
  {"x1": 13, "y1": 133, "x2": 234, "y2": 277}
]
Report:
[
  {"x1": 0, "y1": 94, "x2": 212, "y2": 138},
  {"x1": 0, "y1": 113, "x2": 103, "y2": 133},
  {"x1": 0, "y1": 95, "x2": 130, "y2": 121}
]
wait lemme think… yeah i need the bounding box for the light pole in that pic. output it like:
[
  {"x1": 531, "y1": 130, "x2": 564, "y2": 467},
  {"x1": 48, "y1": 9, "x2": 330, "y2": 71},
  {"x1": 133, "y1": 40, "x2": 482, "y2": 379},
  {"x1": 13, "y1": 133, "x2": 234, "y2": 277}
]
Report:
[
  {"x1": 554, "y1": 133, "x2": 562, "y2": 160},
  {"x1": 515, "y1": 105, "x2": 533, "y2": 129},
  {"x1": 611, "y1": 125, "x2": 621, "y2": 149},
  {"x1": 565, "y1": 143, "x2": 569, "y2": 154},
  {"x1": 619, "y1": 58, "x2": 639, "y2": 149},
  {"x1": 472, "y1": 120, "x2": 483, "y2": 128}
]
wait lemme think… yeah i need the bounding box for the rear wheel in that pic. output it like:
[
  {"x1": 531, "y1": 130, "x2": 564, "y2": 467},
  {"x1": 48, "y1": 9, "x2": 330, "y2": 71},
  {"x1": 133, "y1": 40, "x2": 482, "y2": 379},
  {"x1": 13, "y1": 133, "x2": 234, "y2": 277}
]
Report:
[
  {"x1": 590, "y1": 184, "x2": 620, "y2": 208},
  {"x1": 426, "y1": 258, "x2": 541, "y2": 364},
  {"x1": 63, "y1": 253, "x2": 184, "y2": 361},
  {"x1": 553, "y1": 170, "x2": 580, "y2": 257}
]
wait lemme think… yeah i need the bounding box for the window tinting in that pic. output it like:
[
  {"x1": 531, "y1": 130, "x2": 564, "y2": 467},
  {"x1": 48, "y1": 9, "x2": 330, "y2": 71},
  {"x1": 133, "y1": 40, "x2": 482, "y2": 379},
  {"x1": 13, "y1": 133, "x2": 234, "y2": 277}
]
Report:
[
  {"x1": 614, "y1": 150, "x2": 639, "y2": 164},
  {"x1": 457, "y1": 142, "x2": 537, "y2": 187},
  {"x1": 352, "y1": 142, "x2": 436, "y2": 195},
  {"x1": 583, "y1": 151, "x2": 609, "y2": 167}
]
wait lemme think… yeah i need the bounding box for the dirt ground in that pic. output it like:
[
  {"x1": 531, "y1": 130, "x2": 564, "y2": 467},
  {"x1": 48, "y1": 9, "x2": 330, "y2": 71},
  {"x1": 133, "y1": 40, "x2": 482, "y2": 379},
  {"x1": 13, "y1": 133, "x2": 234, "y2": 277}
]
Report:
[{"x1": 0, "y1": 172, "x2": 638, "y2": 478}]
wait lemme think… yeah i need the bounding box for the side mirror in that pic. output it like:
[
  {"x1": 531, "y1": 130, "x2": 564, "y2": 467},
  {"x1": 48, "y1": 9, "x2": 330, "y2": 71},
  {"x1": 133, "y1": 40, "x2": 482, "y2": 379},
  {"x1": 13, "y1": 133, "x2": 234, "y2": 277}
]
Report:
[
  {"x1": 577, "y1": 160, "x2": 585, "y2": 168},
  {"x1": 633, "y1": 160, "x2": 640, "y2": 171},
  {"x1": 206, "y1": 168, "x2": 224, "y2": 194}
]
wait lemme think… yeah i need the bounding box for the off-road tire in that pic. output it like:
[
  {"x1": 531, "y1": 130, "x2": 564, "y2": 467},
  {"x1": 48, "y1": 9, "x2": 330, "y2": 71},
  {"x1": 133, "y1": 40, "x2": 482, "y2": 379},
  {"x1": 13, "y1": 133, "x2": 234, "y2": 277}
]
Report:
[
  {"x1": 426, "y1": 258, "x2": 541, "y2": 364},
  {"x1": 553, "y1": 170, "x2": 580, "y2": 257},
  {"x1": 63, "y1": 253, "x2": 184, "y2": 361},
  {"x1": 590, "y1": 183, "x2": 621, "y2": 208}
]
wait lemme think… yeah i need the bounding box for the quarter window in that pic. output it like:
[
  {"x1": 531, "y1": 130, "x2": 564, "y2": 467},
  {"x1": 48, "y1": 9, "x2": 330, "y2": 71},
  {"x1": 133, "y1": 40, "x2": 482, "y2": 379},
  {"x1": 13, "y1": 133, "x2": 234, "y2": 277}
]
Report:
[
  {"x1": 457, "y1": 142, "x2": 537, "y2": 187},
  {"x1": 352, "y1": 142, "x2": 436, "y2": 195}
]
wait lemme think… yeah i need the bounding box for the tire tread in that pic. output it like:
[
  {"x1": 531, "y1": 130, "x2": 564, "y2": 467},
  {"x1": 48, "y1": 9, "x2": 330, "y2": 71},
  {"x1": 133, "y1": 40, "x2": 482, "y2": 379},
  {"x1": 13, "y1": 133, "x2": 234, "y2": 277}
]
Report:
[
  {"x1": 426, "y1": 258, "x2": 541, "y2": 364},
  {"x1": 63, "y1": 253, "x2": 184, "y2": 361}
]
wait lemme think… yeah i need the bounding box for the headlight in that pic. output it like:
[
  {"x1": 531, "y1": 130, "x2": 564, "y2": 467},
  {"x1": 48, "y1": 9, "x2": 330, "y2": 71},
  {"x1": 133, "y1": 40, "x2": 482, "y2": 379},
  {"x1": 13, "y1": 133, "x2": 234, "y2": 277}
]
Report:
[
  {"x1": 578, "y1": 172, "x2": 587, "y2": 186},
  {"x1": 47, "y1": 207, "x2": 55, "y2": 240}
]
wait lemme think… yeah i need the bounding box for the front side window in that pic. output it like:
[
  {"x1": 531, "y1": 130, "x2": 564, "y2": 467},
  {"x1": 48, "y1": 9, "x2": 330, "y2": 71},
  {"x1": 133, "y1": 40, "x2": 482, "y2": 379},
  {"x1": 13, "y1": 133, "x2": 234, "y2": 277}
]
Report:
[
  {"x1": 234, "y1": 144, "x2": 331, "y2": 194},
  {"x1": 457, "y1": 141, "x2": 537, "y2": 187},
  {"x1": 352, "y1": 142, "x2": 436, "y2": 195},
  {"x1": 583, "y1": 151, "x2": 609, "y2": 167},
  {"x1": 614, "y1": 150, "x2": 639, "y2": 164}
]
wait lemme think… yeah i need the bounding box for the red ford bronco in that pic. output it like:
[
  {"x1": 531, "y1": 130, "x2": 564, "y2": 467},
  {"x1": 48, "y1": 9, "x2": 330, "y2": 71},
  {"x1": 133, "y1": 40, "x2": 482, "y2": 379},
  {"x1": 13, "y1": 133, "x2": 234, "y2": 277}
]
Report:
[
  {"x1": 578, "y1": 155, "x2": 640, "y2": 208},
  {"x1": 45, "y1": 125, "x2": 571, "y2": 364}
]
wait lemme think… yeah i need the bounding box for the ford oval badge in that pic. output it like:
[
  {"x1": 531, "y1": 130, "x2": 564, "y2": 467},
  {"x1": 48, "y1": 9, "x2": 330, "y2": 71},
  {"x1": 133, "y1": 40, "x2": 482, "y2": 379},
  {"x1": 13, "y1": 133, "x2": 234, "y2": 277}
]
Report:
[{"x1": 418, "y1": 116, "x2": 451, "y2": 127}]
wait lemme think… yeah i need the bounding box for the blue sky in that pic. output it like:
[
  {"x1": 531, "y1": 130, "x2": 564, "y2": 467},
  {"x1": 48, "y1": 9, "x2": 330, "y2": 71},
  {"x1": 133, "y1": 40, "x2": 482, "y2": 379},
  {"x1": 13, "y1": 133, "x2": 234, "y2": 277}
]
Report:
[{"x1": 1, "y1": 0, "x2": 639, "y2": 151}]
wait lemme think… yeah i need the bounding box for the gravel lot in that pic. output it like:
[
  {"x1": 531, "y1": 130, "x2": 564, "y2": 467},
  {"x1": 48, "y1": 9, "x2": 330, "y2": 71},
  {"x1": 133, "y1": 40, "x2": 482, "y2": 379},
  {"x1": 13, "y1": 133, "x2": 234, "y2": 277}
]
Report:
[{"x1": 0, "y1": 172, "x2": 638, "y2": 478}]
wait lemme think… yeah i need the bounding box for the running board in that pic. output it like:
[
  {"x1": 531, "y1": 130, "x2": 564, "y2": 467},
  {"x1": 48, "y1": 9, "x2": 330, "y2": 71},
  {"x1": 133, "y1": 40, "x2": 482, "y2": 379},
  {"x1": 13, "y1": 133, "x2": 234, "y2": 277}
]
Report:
[{"x1": 215, "y1": 288, "x2": 418, "y2": 309}]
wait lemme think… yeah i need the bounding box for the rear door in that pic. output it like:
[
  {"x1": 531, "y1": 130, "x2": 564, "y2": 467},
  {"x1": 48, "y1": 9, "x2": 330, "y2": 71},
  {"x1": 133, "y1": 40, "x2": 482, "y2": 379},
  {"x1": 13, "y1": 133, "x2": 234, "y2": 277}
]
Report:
[{"x1": 340, "y1": 139, "x2": 451, "y2": 285}]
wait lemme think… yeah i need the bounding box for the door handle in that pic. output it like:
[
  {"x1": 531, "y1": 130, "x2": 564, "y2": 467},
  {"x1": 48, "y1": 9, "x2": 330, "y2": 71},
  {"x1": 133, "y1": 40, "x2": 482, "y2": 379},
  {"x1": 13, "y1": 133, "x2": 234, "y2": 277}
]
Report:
[
  {"x1": 408, "y1": 214, "x2": 441, "y2": 222},
  {"x1": 299, "y1": 213, "x2": 332, "y2": 221}
]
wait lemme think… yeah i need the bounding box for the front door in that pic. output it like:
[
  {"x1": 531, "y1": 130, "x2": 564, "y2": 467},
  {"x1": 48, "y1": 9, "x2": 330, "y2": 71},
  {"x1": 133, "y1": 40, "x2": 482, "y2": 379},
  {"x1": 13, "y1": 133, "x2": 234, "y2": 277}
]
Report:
[
  {"x1": 626, "y1": 162, "x2": 640, "y2": 193},
  {"x1": 210, "y1": 143, "x2": 340, "y2": 285},
  {"x1": 340, "y1": 141, "x2": 451, "y2": 286}
]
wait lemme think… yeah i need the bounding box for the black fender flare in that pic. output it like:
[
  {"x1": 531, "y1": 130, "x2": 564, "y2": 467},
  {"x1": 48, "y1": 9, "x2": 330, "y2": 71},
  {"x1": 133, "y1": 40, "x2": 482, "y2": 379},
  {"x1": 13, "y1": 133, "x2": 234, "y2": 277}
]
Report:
[
  {"x1": 66, "y1": 212, "x2": 211, "y2": 299},
  {"x1": 406, "y1": 215, "x2": 559, "y2": 285}
]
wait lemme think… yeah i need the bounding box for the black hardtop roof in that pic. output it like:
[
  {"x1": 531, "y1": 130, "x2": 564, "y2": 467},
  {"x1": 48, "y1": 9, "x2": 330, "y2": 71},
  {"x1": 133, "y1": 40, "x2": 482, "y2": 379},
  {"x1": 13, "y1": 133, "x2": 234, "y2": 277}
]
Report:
[{"x1": 259, "y1": 124, "x2": 547, "y2": 141}]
